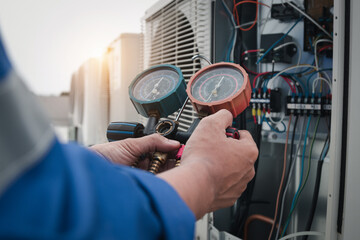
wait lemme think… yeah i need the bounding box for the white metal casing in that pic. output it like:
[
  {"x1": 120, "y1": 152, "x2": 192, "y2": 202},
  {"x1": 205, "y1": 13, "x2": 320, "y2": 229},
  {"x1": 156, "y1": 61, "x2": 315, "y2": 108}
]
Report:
[{"x1": 108, "y1": 33, "x2": 142, "y2": 123}]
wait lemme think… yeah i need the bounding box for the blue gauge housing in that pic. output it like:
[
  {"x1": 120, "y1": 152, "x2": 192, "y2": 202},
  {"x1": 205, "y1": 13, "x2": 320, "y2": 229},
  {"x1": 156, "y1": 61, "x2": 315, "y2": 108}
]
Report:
[{"x1": 129, "y1": 64, "x2": 187, "y2": 118}]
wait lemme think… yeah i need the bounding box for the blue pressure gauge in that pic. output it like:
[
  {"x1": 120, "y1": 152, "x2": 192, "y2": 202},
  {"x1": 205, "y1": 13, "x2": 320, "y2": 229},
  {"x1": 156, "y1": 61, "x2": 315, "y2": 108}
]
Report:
[{"x1": 129, "y1": 64, "x2": 187, "y2": 118}]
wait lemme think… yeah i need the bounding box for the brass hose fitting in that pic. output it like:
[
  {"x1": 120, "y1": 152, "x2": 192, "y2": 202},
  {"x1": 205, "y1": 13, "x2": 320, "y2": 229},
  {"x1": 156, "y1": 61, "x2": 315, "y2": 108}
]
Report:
[
  {"x1": 175, "y1": 160, "x2": 181, "y2": 167},
  {"x1": 149, "y1": 152, "x2": 168, "y2": 174},
  {"x1": 133, "y1": 154, "x2": 146, "y2": 168}
]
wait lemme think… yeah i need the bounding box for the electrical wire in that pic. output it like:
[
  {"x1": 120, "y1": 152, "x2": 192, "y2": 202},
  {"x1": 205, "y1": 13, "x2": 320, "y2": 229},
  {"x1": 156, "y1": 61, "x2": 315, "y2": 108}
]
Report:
[
  {"x1": 267, "y1": 65, "x2": 319, "y2": 90},
  {"x1": 273, "y1": 41, "x2": 302, "y2": 66},
  {"x1": 259, "y1": 0, "x2": 274, "y2": 36},
  {"x1": 254, "y1": 72, "x2": 294, "y2": 92},
  {"x1": 233, "y1": 0, "x2": 240, "y2": 26},
  {"x1": 268, "y1": 112, "x2": 285, "y2": 125},
  {"x1": 286, "y1": 116, "x2": 321, "y2": 223},
  {"x1": 312, "y1": 77, "x2": 332, "y2": 94},
  {"x1": 282, "y1": 116, "x2": 322, "y2": 237},
  {"x1": 236, "y1": 18, "x2": 270, "y2": 29},
  {"x1": 275, "y1": 116, "x2": 306, "y2": 240},
  {"x1": 253, "y1": 71, "x2": 271, "y2": 88},
  {"x1": 244, "y1": 214, "x2": 275, "y2": 240},
  {"x1": 241, "y1": 49, "x2": 263, "y2": 75},
  {"x1": 281, "y1": 76, "x2": 296, "y2": 93},
  {"x1": 314, "y1": 39, "x2": 333, "y2": 78},
  {"x1": 267, "y1": 115, "x2": 293, "y2": 240},
  {"x1": 285, "y1": 74, "x2": 306, "y2": 95},
  {"x1": 306, "y1": 68, "x2": 333, "y2": 92},
  {"x1": 318, "y1": 45, "x2": 333, "y2": 53},
  {"x1": 302, "y1": 135, "x2": 330, "y2": 240},
  {"x1": 281, "y1": 115, "x2": 312, "y2": 236},
  {"x1": 256, "y1": 17, "x2": 303, "y2": 64},
  {"x1": 222, "y1": 0, "x2": 237, "y2": 62},
  {"x1": 234, "y1": 1, "x2": 270, "y2": 8},
  {"x1": 264, "y1": 116, "x2": 286, "y2": 133},
  {"x1": 279, "y1": 231, "x2": 324, "y2": 240},
  {"x1": 282, "y1": 0, "x2": 332, "y2": 39},
  {"x1": 233, "y1": 1, "x2": 270, "y2": 31}
]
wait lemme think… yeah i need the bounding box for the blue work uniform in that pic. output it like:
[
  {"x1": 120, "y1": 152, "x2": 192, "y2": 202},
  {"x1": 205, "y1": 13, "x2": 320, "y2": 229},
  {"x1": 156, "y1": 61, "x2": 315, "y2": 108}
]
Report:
[{"x1": 0, "y1": 34, "x2": 195, "y2": 239}]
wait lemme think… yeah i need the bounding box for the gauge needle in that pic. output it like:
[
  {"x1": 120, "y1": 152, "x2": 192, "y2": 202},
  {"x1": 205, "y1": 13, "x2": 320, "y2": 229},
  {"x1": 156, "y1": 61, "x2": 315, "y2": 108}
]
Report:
[
  {"x1": 206, "y1": 76, "x2": 224, "y2": 102},
  {"x1": 146, "y1": 77, "x2": 163, "y2": 99}
]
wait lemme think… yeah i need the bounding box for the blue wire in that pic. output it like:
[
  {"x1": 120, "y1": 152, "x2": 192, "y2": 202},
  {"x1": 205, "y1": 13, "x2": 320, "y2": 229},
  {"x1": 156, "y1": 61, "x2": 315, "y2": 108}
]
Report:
[
  {"x1": 264, "y1": 117, "x2": 286, "y2": 133},
  {"x1": 256, "y1": 17, "x2": 303, "y2": 64},
  {"x1": 260, "y1": 114, "x2": 265, "y2": 125},
  {"x1": 309, "y1": 37, "x2": 314, "y2": 52},
  {"x1": 321, "y1": 140, "x2": 329, "y2": 160},
  {"x1": 282, "y1": 115, "x2": 312, "y2": 235},
  {"x1": 221, "y1": 0, "x2": 236, "y2": 62}
]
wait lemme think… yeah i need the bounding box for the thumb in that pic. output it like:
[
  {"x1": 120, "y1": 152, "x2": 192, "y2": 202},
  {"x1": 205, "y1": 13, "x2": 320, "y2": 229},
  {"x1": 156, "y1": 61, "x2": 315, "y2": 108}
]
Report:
[{"x1": 130, "y1": 134, "x2": 180, "y2": 155}]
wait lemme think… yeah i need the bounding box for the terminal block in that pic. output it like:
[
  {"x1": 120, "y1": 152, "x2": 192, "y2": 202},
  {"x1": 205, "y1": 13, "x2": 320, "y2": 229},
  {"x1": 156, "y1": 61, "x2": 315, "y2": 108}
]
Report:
[
  {"x1": 286, "y1": 94, "x2": 332, "y2": 116},
  {"x1": 250, "y1": 88, "x2": 282, "y2": 114}
]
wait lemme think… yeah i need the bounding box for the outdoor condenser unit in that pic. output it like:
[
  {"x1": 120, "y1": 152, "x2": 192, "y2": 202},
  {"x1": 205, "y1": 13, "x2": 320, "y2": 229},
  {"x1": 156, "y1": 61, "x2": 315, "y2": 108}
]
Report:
[{"x1": 142, "y1": 0, "x2": 234, "y2": 131}]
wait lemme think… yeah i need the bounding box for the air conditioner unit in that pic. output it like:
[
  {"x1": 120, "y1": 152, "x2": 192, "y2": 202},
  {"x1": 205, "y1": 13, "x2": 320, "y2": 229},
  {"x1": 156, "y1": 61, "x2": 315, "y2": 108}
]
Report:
[
  {"x1": 108, "y1": 33, "x2": 142, "y2": 123},
  {"x1": 70, "y1": 57, "x2": 110, "y2": 146},
  {"x1": 69, "y1": 65, "x2": 85, "y2": 143},
  {"x1": 142, "y1": 0, "x2": 213, "y2": 131}
]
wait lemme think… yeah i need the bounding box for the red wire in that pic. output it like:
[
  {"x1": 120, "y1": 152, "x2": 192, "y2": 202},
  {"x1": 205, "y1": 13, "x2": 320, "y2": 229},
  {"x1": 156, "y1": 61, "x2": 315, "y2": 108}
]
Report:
[
  {"x1": 241, "y1": 49, "x2": 262, "y2": 58},
  {"x1": 252, "y1": 73, "x2": 296, "y2": 93},
  {"x1": 234, "y1": 1, "x2": 259, "y2": 31},
  {"x1": 281, "y1": 76, "x2": 296, "y2": 93},
  {"x1": 252, "y1": 72, "x2": 270, "y2": 89},
  {"x1": 241, "y1": 49, "x2": 262, "y2": 75},
  {"x1": 242, "y1": 64, "x2": 259, "y2": 75},
  {"x1": 318, "y1": 45, "x2": 333, "y2": 53}
]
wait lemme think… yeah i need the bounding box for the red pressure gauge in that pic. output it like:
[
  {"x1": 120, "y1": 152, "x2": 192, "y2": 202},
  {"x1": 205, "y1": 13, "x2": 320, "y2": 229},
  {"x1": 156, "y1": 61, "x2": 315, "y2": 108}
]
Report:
[{"x1": 186, "y1": 62, "x2": 251, "y2": 117}]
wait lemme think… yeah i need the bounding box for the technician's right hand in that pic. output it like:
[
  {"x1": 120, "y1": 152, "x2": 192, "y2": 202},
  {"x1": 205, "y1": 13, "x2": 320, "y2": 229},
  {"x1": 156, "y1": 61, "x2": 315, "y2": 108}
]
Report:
[{"x1": 158, "y1": 109, "x2": 258, "y2": 219}]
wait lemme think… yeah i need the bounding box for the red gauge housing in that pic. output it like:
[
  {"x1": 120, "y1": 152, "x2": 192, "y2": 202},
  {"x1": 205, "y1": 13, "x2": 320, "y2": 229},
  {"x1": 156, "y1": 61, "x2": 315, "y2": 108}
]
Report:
[{"x1": 186, "y1": 62, "x2": 251, "y2": 117}]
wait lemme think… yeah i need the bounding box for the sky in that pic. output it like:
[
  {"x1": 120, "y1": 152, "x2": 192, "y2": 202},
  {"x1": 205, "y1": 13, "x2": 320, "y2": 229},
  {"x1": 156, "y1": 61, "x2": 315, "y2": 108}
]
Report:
[{"x1": 0, "y1": 0, "x2": 158, "y2": 95}]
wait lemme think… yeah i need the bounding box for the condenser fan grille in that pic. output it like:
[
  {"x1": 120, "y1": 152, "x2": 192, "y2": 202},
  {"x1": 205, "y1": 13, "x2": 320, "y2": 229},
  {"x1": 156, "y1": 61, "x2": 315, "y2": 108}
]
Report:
[{"x1": 142, "y1": 0, "x2": 212, "y2": 131}]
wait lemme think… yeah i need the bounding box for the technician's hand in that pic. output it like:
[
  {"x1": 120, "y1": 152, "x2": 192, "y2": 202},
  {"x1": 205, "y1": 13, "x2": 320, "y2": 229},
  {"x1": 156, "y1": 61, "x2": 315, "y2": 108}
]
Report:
[
  {"x1": 90, "y1": 134, "x2": 180, "y2": 166},
  {"x1": 158, "y1": 109, "x2": 258, "y2": 219}
]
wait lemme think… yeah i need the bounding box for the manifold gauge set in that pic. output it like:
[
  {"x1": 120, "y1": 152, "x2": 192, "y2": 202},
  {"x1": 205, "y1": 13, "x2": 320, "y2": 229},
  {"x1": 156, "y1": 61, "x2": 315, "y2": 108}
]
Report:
[{"x1": 106, "y1": 57, "x2": 251, "y2": 174}]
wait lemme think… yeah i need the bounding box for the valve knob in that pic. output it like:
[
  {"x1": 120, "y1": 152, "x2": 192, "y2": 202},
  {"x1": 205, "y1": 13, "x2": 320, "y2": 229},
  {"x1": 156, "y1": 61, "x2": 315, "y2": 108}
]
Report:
[{"x1": 226, "y1": 127, "x2": 240, "y2": 139}]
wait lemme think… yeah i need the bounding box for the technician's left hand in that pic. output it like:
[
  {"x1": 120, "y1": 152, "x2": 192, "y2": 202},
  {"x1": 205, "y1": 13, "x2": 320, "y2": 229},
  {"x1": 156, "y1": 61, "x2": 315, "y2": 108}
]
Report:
[{"x1": 90, "y1": 134, "x2": 181, "y2": 167}]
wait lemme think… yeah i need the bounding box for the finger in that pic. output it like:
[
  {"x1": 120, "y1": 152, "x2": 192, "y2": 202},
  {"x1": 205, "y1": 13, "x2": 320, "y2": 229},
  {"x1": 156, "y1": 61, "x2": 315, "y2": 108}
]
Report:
[
  {"x1": 238, "y1": 130, "x2": 253, "y2": 140},
  {"x1": 131, "y1": 134, "x2": 180, "y2": 154},
  {"x1": 238, "y1": 130, "x2": 257, "y2": 145},
  {"x1": 203, "y1": 109, "x2": 233, "y2": 129}
]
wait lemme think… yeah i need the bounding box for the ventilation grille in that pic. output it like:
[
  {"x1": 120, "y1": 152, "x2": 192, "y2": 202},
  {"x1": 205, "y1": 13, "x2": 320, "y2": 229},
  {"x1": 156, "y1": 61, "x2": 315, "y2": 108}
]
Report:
[{"x1": 142, "y1": 0, "x2": 212, "y2": 131}]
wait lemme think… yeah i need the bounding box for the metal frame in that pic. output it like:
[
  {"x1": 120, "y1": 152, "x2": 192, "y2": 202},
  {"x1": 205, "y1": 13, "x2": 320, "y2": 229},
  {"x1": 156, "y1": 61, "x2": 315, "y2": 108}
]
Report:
[
  {"x1": 325, "y1": 0, "x2": 346, "y2": 238},
  {"x1": 335, "y1": 0, "x2": 360, "y2": 239}
]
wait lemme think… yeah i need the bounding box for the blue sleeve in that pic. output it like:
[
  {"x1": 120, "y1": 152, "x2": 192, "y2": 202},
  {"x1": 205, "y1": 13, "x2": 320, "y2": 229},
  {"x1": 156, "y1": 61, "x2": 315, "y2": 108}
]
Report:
[
  {"x1": 0, "y1": 33, "x2": 11, "y2": 79},
  {"x1": 0, "y1": 140, "x2": 195, "y2": 239}
]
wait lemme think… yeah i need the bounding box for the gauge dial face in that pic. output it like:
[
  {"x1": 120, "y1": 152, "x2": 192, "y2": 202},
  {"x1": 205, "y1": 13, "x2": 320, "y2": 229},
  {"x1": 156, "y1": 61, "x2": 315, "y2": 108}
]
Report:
[
  {"x1": 190, "y1": 67, "x2": 244, "y2": 103},
  {"x1": 132, "y1": 69, "x2": 180, "y2": 102}
]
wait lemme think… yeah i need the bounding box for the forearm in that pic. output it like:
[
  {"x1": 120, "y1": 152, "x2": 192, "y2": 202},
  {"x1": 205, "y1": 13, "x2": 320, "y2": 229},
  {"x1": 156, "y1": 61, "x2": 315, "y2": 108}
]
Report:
[{"x1": 158, "y1": 161, "x2": 215, "y2": 219}]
